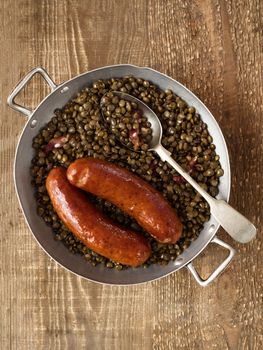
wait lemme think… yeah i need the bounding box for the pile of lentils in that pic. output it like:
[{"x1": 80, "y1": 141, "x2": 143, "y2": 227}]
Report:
[
  {"x1": 31, "y1": 76, "x2": 224, "y2": 270},
  {"x1": 101, "y1": 92, "x2": 153, "y2": 151}
]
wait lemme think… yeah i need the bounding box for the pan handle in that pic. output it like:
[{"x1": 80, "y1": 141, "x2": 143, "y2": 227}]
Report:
[
  {"x1": 7, "y1": 67, "x2": 57, "y2": 117},
  {"x1": 187, "y1": 237, "x2": 236, "y2": 286}
]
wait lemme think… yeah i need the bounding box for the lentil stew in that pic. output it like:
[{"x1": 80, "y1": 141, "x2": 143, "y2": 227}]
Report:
[{"x1": 31, "y1": 76, "x2": 224, "y2": 270}]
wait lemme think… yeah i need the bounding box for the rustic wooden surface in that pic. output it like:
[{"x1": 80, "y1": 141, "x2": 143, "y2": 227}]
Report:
[{"x1": 1, "y1": 0, "x2": 262, "y2": 349}]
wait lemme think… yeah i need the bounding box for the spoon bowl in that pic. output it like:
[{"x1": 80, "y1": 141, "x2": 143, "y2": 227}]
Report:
[{"x1": 100, "y1": 91, "x2": 163, "y2": 151}]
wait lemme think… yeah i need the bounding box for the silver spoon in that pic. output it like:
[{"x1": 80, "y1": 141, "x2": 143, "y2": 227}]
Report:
[{"x1": 100, "y1": 91, "x2": 256, "y2": 244}]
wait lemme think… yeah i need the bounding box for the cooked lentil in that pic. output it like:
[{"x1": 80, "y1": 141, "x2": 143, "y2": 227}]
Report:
[{"x1": 31, "y1": 76, "x2": 224, "y2": 269}]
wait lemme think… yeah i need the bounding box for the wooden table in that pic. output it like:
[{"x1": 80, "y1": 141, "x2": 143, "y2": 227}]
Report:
[{"x1": 1, "y1": 1, "x2": 262, "y2": 349}]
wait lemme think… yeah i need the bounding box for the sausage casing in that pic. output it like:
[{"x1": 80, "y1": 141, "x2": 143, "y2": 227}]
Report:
[
  {"x1": 46, "y1": 167, "x2": 151, "y2": 267},
  {"x1": 67, "y1": 158, "x2": 183, "y2": 243}
]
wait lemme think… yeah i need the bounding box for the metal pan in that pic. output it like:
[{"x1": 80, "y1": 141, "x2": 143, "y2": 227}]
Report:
[{"x1": 8, "y1": 65, "x2": 235, "y2": 286}]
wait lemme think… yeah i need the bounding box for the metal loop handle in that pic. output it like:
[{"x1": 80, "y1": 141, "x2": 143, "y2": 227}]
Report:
[
  {"x1": 7, "y1": 67, "x2": 57, "y2": 117},
  {"x1": 187, "y1": 237, "x2": 236, "y2": 286}
]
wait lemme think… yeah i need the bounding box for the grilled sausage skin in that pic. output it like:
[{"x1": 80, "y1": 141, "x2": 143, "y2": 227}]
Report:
[
  {"x1": 46, "y1": 167, "x2": 151, "y2": 267},
  {"x1": 67, "y1": 158, "x2": 183, "y2": 243}
]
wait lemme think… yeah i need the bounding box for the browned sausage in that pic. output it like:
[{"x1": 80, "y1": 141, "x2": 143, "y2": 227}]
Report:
[
  {"x1": 67, "y1": 158, "x2": 183, "y2": 243},
  {"x1": 46, "y1": 167, "x2": 151, "y2": 267}
]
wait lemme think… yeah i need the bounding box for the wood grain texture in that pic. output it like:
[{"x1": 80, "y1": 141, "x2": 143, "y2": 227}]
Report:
[{"x1": 0, "y1": 0, "x2": 262, "y2": 349}]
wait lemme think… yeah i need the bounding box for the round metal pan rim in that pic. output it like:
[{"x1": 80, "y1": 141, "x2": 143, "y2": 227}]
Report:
[{"x1": 12, "y1": 64, "x2": 231, "y2": 285}]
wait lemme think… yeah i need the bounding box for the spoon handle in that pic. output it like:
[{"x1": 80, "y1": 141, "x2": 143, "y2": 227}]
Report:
[{"x1": 154, "y1": 144, "x2": 256, "y2": 244}]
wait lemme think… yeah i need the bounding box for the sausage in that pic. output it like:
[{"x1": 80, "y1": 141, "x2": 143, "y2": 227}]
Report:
[
  {"x1": 46, "y1": 167, "x2": 151, "y2": 267},
  {"x1": 67, "y1": 158, "x2": 183, "y2": 243}
]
